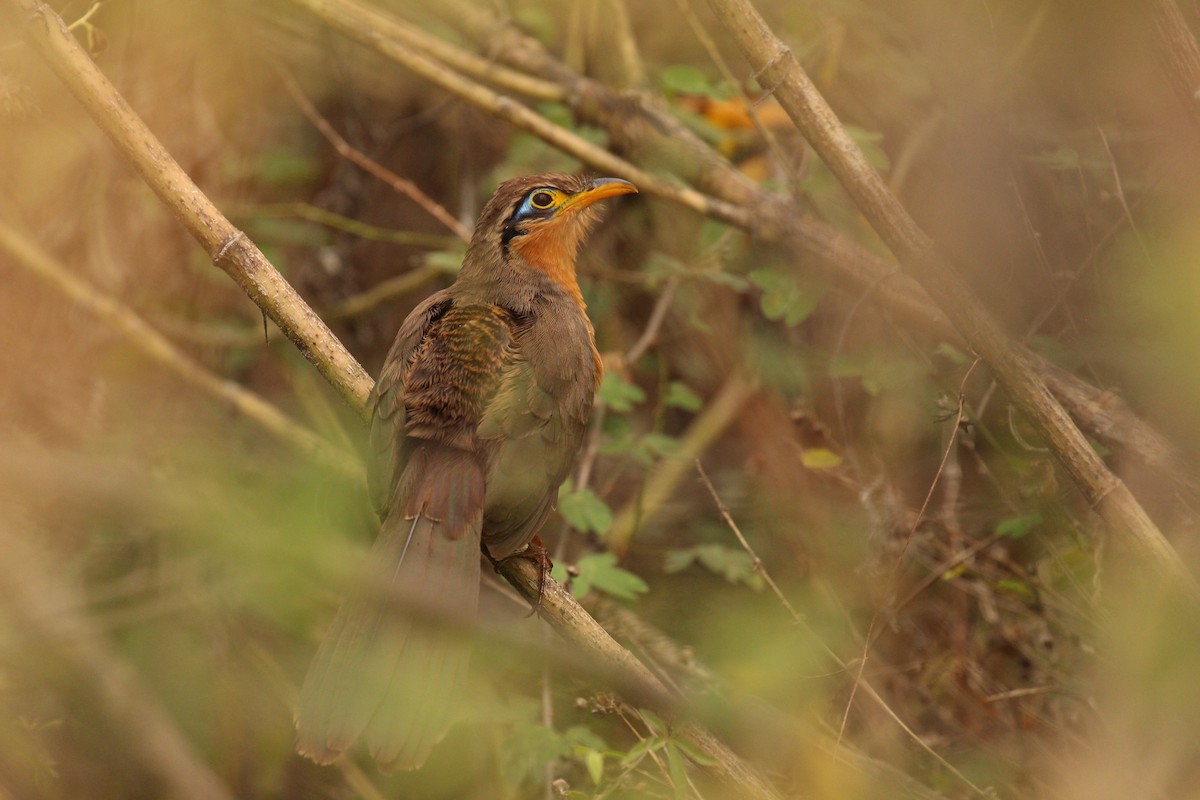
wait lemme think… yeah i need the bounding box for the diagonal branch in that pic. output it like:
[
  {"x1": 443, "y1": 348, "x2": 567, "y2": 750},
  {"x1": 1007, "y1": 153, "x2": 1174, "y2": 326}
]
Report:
[
  {"x1": 278, "y1": 71, "x2": 472, "y2": 242},
  {"x1": 704, "y1": 0, "x2": 1197, "y2": 596},
  {"x1": 285, "y1": 0, "x2": 1196, "y2": 589},
  {"x1": 0, "y1": 527, "x2": 235, "y2": 800},
  {"x1": 13, "y1": 0, "x2": 373, "y2": 418},
  {"x1": 365, "y1": 0, "x2": 1200, "y2": 507},
  {"x1": 0, "y1": 219, "x2": 362, "y2": 479},
  {"x1": 10, "y1": 3, "x2": 784, "y2": 797},
  {"x1": 286, "y1": 0, "x2": 750, "y2": 228}
]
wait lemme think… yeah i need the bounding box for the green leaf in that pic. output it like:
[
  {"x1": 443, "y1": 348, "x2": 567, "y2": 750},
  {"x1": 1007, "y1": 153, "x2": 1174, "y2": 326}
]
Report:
[
  {"x1": 843, "y1": 123, "x2": 891, "y2": 172},
  {"x1": 672, "y1": 736, "x2": 718, "y2": 766},
  {"x1": 660, "y1": 64, "x2": 713, "y2": 95},
  {"x1": 933, "y1": 342, "x2": 971, "y2": 365},
  {"x1": 574, "y1": 553, "x2": 648, "y2": 600},
  {"x1": 666, "y1": 743, "x2": 689, "y2": 800},
  {"x1": 663, "y1": 544, "x2": 761, "y2": 589},
  {"x1": 622, "y1": 736, "x2": 658, "y2": 766},
  {"x1": 640, "y1": 433, "x2": 682, "y2": 459},
  {"x1": 663, "y1": 549, "x2": 698, "y2": 573},
  {"x1": 664, "y1": 381, "x2": 703, "y2": 411},
  {"x1": 941, "y1": 563, "x2": 966, "y2": 581},
  {"x1": 995, "y1": 512, "x2": 1043, "y2": 539},
  {"x1": 599, "y1": 372, "x2": 646, "y2": 412},
  {"x1": 558, "y1": 487, "x2": 613, "y2": 535},
  {"x1": 800, "y1": 448, "x2": 842, "y2": 469},
  {"x1": 996, "y1": 578, "x2": 1036, "y2": 601},
  {"x1": 828, "y1": 351, "x2": 930, "y2": 397},
  {"x1": 639, "y1": 708, "x2": 667, "y2": 736},
  {"x1": 695, "y1": 267, "x2": 750, "y2": 291},
  {"x1": 584, "y1": 749, "x2": 605, "y2": 786},
  {"x1": 748, "y1": 268, "x2": 823, "y2": 326},
  {"x1": 564, "y1": 724, "x2": 607, "y2": 747},
  {"x1": 257, "y1": 149, "x2": 319, "y2": 187},
  {"x1": 497, "y1": 723, "x2": 571, "y2": 787}
]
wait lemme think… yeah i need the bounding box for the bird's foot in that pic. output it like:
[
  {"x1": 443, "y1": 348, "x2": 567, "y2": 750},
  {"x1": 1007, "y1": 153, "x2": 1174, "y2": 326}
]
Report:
[{"x1": 487, "y1": 537, "x2": 553, "y2": 618}]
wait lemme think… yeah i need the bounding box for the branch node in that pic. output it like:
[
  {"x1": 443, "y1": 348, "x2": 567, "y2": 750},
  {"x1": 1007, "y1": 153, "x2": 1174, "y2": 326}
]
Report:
[
  {"x1": 214, "y1": 230, "x2": 246, "y2": 264},
  {"x1": 1090, "y1": 476, "x2": 1122, "y2": 510},
  {"x1": 750, "y1": 45, "x2": 790, "y2": 86},
  {"x1": 26, "y1": 1, "x2": 51, "y2": 25}
]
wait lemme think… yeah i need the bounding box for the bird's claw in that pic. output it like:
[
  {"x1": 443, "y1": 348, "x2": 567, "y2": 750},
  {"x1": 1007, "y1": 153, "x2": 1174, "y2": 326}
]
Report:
[{"x1": 487, "y1": 537, "x2": 553, "y2": 618}]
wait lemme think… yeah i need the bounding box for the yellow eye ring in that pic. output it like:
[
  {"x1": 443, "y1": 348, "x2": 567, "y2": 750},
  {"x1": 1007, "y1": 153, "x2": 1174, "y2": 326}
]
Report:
[{"x1": 529, "y1": 190, "x2": 556, "y2": 209}]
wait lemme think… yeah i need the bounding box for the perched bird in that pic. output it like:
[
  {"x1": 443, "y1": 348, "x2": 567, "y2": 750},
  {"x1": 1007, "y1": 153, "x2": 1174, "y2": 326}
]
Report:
[{"x1": 295, "y1": 174, "x2": 638, "y2": 770}]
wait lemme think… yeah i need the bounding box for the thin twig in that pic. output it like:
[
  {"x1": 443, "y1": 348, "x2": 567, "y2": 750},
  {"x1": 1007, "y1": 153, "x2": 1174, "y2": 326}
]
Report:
[
  {"x1": 624, "y1": 275, "x2": 682, "y2": 366},
  {"x1": 839, "y1": 359, "x2": 982, "y2": 743},
  {"x1": 704, "y1": 0, "x2": 1197, "y2": 598},
  {"x1": 226, "y1": 200, "x2": 460, "y2": 248},
  {"x1": 278, "y1": 70, "x2": 472, "y2": 242},
  {"x1": 560, "y1": 273, "x2": 683, "y2": 561},
  {"x1": 695, "y1": 461, "x2": 803, "y2": 624},
  {"x1": 151, "y1": 261, "x2": 450, "y2": 346},
  {"x1": 336, "y1": 1, "x2": 565, "y2": 103},
  {"x1": 983, "y1": 685, "x2": 1058, "y2": 704},
  {"x1": 411, "y1": 0, "x2": 1200, "y2": 510},
  {"x1": 695, "y1": 460, "x2": 990, "y2": 797},
  {"x1": 323, "y1": 262, "x2": 449, "y2": 321},
  {"x1": 497, "y1": 558, "x2": 784, "y2": 800},
  {"x1": 0, "y1": 528, "x2": 235, "y2": 800},
  {"x1": 0, "y1": 219, "x2": 361, "y2": 478},
  {"x1": 671, "y1": 0, "x2": 793, "y2": 185},
  {"x1": 13, "y1": 0, "x2": 374, "y2": 416},
  {"x1": 608, "y1": 372, "x2": 757, "y2": 554},
  {"x1": 1096, "y1": 127, "x2": 1153, "y2": 268},
  {"x1": 286, "y1": 0, "x2": 751, "y2": 229},
  {"x1": 335, "y1": 0, "x2": 1196, "y2": 507}
]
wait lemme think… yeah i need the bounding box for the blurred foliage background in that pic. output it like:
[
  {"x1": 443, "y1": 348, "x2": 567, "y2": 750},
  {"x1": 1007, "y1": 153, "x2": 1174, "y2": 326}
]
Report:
[{"x1": 3, "y1": 0, "x2": 1200, "y2": 798}]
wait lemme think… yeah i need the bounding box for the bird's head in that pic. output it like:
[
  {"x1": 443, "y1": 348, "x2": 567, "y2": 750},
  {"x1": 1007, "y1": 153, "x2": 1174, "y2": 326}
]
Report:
[{"x1": 465, "y1": 173, "x2": 638, "y2": 305}]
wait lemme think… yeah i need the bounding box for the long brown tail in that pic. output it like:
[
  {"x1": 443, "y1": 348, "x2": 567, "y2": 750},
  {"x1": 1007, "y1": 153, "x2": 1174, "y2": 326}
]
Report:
[{"x1": 295, "y1": 446, "x2": 483, "y2": 771}]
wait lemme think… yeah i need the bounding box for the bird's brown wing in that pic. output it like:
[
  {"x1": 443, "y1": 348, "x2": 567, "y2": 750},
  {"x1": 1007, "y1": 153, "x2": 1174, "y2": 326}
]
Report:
[
  {"x1": 366, "y1": 290, "x2": 453, "y2": 520},
  {"x1": 476, "y1": 314, "x2": 598, "y2": 559},
  {"x1": 297, "y1": 300, "x2": 516, "y2": 771}
]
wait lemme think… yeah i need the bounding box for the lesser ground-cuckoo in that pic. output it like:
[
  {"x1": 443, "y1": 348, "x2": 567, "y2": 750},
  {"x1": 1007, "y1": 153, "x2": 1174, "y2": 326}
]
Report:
[{"x1": 295, "y1": 174, "x2": 638, "y2": 770}]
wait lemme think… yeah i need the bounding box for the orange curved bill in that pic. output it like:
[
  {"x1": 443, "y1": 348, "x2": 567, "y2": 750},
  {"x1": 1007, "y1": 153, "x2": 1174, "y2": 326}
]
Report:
[{"x1": 562, "y1": 177, "x2": 638, "y2": 212}]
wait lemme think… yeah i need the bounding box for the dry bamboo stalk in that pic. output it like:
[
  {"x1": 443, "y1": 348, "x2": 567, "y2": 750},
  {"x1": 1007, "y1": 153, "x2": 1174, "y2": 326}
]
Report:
[
  {"x1": 401, "y1": 0, "x2": 1200, "y2": 504},
  {"x1": 0, "y1": 220, "x2": 362, "y2": 478},
  {"x1": 10, "y1": 3, "x2": 786, "y2": 796},
  {"x1": 12, "y1": 0, "x2": 374, "y2": 418},
  {"x1": 704, "y1": 0, "x2": 1197, "y2": 595}
]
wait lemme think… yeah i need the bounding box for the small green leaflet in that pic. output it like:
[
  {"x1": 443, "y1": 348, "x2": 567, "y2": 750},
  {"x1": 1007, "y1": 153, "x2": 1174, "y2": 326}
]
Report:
[
  {"x1": 748, "y1": 268, "x2": 823, "y2": 326},
  {"x1": 584, "y1": 749, "x2": 604, "y2": 785},
  {"x1": 933, "y1": 342, "x2": 971, "y2": 365},
  {"x1": 664, "y1": 381, "x2": 703, "y2": 411},
  {"x1": 598, "y1": 372, "x2": 646, "y2": 412},
  {"x1": 660, "y1": 64, "x2": 715, "y2": 95},
  {"x1": 800, "y1": 448, "x2": 842, "y2": 469},
  {"x1": 664, "y1": 543, "x2": 762, "y2": 590},
  {"x1": 995, "y1": 512, "x2": 1043, "y2": 539},
  {"x1": 570, "y1": 553, "x2": 648, "y2": 600},
  {"x1": 558, "y1": 487, "x2": 613, "y2": 535}
]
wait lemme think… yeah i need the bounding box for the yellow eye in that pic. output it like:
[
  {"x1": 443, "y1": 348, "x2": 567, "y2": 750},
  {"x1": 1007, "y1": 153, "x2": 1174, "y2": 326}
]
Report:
[{"x1": 529, "y1": 190, "x2": 557, "y2": 209}]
